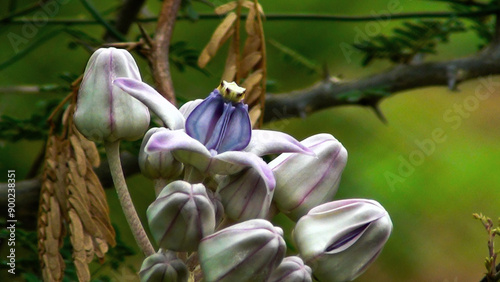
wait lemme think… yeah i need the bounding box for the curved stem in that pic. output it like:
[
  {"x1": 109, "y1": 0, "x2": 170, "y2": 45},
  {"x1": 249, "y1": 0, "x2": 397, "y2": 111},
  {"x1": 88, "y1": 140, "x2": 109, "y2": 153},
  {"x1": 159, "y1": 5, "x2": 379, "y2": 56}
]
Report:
[{"x1": 105, "y1": 141, "x2": 155, "y2": 256}]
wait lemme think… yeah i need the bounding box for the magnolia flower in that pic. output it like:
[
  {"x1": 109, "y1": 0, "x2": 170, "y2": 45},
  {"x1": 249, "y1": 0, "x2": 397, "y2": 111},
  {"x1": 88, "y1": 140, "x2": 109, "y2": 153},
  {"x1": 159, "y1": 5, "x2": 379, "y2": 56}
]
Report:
[
  {"x1": 74, "y1": 47, "x2": 150, "y2": 142},
  {"x1": 114, "y1": 79, "x2": 312, "y2": 189},
  {"x1": 293, "y1": 199, "x2": 392, "y2": 282}
]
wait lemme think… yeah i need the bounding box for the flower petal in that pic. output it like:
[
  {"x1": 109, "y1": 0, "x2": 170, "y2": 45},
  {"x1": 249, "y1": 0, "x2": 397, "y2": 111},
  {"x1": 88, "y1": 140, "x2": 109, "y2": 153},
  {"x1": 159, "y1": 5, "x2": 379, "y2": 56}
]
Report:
[
  {"x1": 244, "y1": 130, "x2": 314, "y2": 156},
  {"x1": 179, "y1": 99, "x2": 203, "y2": 119},
  {"x1": 145, "y1": 129, "x2": 213, "y2": 172},
  {"x1": 185, "y1": 91, "x2": 224, "y2": 145},
  {"x1": 212, "y1": 102, "x2": 251, "y2": 153},
  {"x1": 114, "y1": 78, "x2": 185, "y2": 130},
  {"x1": 212, "y1": 151, "x2": 276, "y2": 191}
]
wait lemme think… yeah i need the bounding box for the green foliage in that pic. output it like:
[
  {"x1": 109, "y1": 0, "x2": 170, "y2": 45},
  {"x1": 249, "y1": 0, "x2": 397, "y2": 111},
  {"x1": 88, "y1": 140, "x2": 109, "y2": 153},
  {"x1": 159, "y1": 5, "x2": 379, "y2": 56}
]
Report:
[
  {"x1": 354, "y1": 19, "x2": 466, "y2": 66},
  {"x1": 0, "y1": 99, "x2": 61, "y2": 142},
  {"x1": 170, "y1": 41, "x2": 209, "y2": 75},
  {"x1": 268, "y1": 39, "x2": 320, "y2": 75},
  {"x1": 450, "y1": 1, "x2": 497, "y2": 49}
]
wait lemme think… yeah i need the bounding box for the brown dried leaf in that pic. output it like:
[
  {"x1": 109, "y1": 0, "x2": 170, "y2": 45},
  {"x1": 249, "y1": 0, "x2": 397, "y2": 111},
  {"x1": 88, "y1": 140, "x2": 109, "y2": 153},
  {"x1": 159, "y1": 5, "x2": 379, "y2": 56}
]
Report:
[
  {"x1": 222, "y1": 40, "x2": 238, "y2": 82},
  {"x1": 49, "y1": 197, "x2": 61, "y2": 240},
  {"x1": 242, "y1": 1, "x2": 264, "y2": 15},
  {"x1": 74, "y1": 127, "x2": 100, "y2": 167},
  {"x1": 245, "y1": 85, "x2": 262, "y2": 106},
  {"x1": 249, "y1": 104, "x2": 262, "y2": 127},
  {"x1": 240, "y1": 52, "x2": 262, "y2": 78},
  {"x1": 242, "y1": 35, "x2": 261, "y2": 58},
  {"x1": 69, "y1": 135, "x2": 87, "y2": 176},
  {"x1": 69, "y1": 210, "x2": 84, "y2": 251},
  {"x1": 215, "y1": 1, "x2": 237, "y2": 15},
  {"x1": 84, "y1": 234, "x2": 95, "y2": 263},
  {"x1": 198, "y1": 12, "x2": 237, "y2": 68},
  {"x1": 74, "y1": 259, "x2": 91, "y2": 282},
  {"x1": 242, "y1": 69, "x2": 263, "y2": 94},
  {"x1": 245, "y1": 5, "x2": 256, "y2": 35},
  {"x1": 68, "y1": 197, "x2": 98, "y2": 236}
]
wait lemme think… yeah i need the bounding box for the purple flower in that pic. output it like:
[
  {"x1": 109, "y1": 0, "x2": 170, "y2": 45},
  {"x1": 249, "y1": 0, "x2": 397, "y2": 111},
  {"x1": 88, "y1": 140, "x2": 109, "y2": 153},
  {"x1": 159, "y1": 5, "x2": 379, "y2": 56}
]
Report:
[{"x1": 113, "y1": 79, "x2": 312, "y2": 189}]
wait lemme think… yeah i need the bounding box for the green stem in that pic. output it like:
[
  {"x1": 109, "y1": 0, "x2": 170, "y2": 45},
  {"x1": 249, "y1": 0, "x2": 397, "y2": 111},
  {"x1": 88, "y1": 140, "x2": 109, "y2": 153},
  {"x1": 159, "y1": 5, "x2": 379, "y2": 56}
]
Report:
[
  {"x1": 183, "y1": 165, "x2": 205, "y2": 184},
  {"x1": 105, "y1": 141, "x2": 155, "y2": 256},
  {"x1": 153, "y1": 178, "x2": 168, "y2": 197}
]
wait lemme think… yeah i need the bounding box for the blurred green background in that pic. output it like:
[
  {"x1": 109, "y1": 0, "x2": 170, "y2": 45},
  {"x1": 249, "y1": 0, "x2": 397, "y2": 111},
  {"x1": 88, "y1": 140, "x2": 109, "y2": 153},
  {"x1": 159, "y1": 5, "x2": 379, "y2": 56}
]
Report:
[{"x1": 1, "y1": 0, "x2": 499, "y2": 281}]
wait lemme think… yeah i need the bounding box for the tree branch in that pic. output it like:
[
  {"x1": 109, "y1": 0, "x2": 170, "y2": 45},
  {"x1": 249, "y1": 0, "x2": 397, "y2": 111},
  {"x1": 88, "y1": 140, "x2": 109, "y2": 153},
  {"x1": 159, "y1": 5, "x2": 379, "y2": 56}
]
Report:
[
  {"x1": 264, "y1": 47, "x2": 500, "y2": 122},
  {"x1": 150, "y1": 0, "x2": 182, "y2": 105}
]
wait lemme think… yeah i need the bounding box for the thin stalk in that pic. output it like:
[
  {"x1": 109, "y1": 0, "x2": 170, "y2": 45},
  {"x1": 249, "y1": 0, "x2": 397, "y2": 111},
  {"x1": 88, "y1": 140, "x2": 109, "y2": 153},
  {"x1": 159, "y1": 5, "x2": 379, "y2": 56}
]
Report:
[{"x1": 105, "y1": 141, "x2": 155, "y2": 256}]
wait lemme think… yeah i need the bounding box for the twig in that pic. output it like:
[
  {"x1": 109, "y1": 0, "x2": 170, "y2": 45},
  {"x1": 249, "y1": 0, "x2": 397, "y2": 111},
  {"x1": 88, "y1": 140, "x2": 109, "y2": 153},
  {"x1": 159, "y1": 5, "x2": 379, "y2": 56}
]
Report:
[
  {"x1": 3, "y1": 8, "x2": 500, "y2": 26},
  {"x1": 150, "y1": 0, "x2": 182, "y2": 104},
  {"x1": 264, "y1": 46, "x2": 500, "y2": 122},
  {"x1": 0, "y1": 0, "x2": 52, "y2": 23},
  {"x1": 78, "y1": 0, "x2": 127, "y2": 42}
]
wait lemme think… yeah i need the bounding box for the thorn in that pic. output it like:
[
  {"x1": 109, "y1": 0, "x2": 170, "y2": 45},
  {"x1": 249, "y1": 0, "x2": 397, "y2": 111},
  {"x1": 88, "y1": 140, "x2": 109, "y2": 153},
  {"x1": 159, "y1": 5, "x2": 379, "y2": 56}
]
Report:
[
  {"x1": 447, "y1": 64, "x2": 459, "y2": 92},
  {"x1": 322, "y1": 63, "x2": 330, "y2": 81},
  {"x1": 137, "y1": 23, "x2": 153, "y2": 48},
  {"x1": 370, "y1": 103, "x2": 387, "y2": 124}
]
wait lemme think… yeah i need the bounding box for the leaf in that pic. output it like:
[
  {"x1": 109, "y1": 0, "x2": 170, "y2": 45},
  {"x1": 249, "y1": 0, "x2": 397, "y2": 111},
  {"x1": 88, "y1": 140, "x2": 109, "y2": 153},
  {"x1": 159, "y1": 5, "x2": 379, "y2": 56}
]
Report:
[
  {"x1": 268, "y1": 39, "x2": 319, "y2": 74},
  {"x1": 198, "y1": 12, "x2": 237, "y2": 68},
  {"x1": 214, "y1": 1, "x2": 237, "y2": 15}
]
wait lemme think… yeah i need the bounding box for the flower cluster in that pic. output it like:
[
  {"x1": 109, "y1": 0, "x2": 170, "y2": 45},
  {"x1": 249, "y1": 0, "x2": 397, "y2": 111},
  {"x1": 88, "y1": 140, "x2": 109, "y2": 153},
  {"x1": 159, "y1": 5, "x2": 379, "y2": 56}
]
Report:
[{"x1": 75, "y1": 48, "x2": 393, "y2": 282}]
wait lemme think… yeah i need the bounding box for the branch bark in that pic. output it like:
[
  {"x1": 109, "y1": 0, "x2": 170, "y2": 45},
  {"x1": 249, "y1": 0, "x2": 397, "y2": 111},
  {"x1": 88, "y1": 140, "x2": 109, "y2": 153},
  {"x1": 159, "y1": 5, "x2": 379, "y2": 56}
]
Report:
[
  {"x1": 264, "y1": 47, "x2": 500, "y2": 122},
  {"x1": 150, "y1": 0, "x2": 182, "y2": 105}
]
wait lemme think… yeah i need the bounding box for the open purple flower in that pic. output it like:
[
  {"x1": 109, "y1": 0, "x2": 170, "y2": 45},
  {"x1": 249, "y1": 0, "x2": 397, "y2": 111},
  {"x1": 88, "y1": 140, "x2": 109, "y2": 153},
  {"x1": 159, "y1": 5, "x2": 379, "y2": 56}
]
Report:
[{"x1": 113, "y1": 79, "x2": 312, "y2": 189}]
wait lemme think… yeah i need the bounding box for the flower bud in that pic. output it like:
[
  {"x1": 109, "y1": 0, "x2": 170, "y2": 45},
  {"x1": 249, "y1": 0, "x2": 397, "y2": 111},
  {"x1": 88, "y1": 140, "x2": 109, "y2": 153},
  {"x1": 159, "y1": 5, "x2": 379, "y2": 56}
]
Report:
[
  {"x1": 268, "y1": 256, "x2": 313, "y2": 282},
  {"x1": 205, "y1": 189, "x2": 224, "y2": 226},
  {"x1": 294, "y1": 199, "x2": 392, "y2": 282},
  {"x1": 270, "y1": 134, "x2": 347, "y2": 221},
  {"x1": 147, "y1": 180, "x2": 216, "y2": 252},
  {"x1": 217, "y1": 167, "x2": 273, "y2": 221},
  {"x1": 198, "y1": 219, "x2": 286, "y2": 282},
  {"x1": 139, "y1": 250, "x2": 188, "y2": 282},
  {"x1": 139, "y1": 128, "x2": 183, "y2": 180},
  {"x1": 74, "y1": 47, "x2": 150, "y2": 142}
]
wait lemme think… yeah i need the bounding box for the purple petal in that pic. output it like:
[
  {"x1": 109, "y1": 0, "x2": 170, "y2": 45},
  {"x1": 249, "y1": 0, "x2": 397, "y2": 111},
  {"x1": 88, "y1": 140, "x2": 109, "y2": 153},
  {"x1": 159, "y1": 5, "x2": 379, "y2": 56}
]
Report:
[
  {"x1": 213, "y1": 151, "x2": 276, "y2": 191},
  {"x1": 114, "y1": 78, "x2": 185, "y2": 130},
  {"x1": 204, "y1": 102, "x2": 251, "y2": 153},
  {"x1": 185, "y1": 91, "x2": 224, "y2": 145},
  {"x1": 179, "y1": 99, "x2": 203, "y2": 119},
  {"x1": 244, "y1": 130, "x2": 314, "y2": 156},
  {"x1": 214, "y1": 102, "x2": 251, "y2": 153}
]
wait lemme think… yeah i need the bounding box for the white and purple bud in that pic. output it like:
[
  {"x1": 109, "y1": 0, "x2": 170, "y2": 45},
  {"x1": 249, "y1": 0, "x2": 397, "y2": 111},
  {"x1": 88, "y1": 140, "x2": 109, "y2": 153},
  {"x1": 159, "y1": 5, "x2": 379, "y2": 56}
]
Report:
[
  {"x1": 217, "y1": 167, "x2": 274, "y2": 221},
  {"x1": 185, "y1": 81, "x2": 251, "y2": 154},
  {"x1": 205, "y1": 189, "x2": 224, "y2": 226},
  {"x1": 139, "y1": 127, "x2": 183, "y2": 180},
  {"x1": 268, "y1": 256, "x2": 313, "y2": 282},
  {"x1": 293, "y1": 199, "x2": 392, "y2": 282},
  {"x1": 198, "y1": 219, "x2": 286, "y2": 282},
  {"x1": 270, "y1": 134, "x2": 347, "y2": 221},
  {"x1": 147, "y1": 180, "x2": 216, "y2": 252},
  {"x1": 74, "y1": 47, "x2": 150, "y2": 142},
  {"x1": 139, "y1": 250, "x2": 188, "y2": 282}
]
